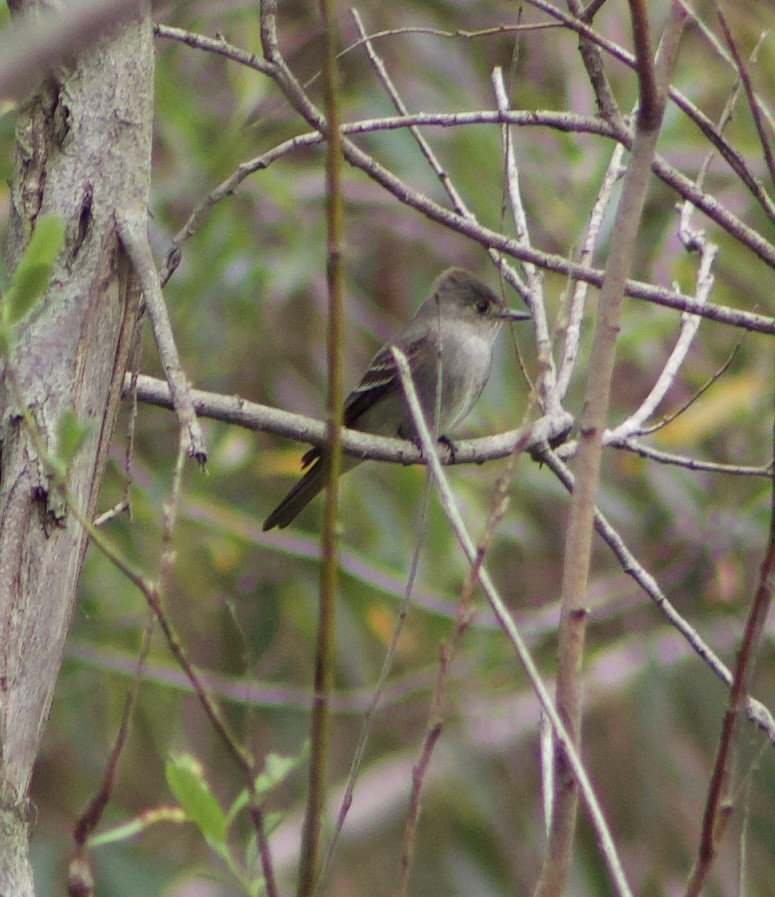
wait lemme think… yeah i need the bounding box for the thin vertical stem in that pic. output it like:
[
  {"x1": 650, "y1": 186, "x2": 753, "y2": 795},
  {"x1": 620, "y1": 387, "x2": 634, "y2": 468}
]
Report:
[
  {"x1": 684, "y1": 378, "x2": 775, "y2": 897},
  {"x1": 534, "y1": 5, "x2": 686, "y2": 896},
  {"x1": 297, "y1": 1, "x2": 345, "y2": 895}
]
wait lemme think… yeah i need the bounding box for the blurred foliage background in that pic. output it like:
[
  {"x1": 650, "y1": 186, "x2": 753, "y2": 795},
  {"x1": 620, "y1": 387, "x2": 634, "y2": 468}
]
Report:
[{"x1": 2, "y1": 0, "x2": 775, "y2": 895}]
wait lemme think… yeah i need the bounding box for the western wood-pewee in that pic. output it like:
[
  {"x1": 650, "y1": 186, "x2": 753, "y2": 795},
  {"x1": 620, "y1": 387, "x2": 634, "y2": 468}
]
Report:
[{"x1": 263, "y1": 267, "x2": 530, "y2": 530}]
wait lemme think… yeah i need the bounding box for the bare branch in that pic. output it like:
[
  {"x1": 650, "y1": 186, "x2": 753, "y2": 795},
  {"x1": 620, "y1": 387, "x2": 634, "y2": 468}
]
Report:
[
  {"x1": 491, "y1": 67, "x2": 557, "y2": 411},
  {"x1": 391, "y1": 346, "x2": 634, "y2": 897},
  {"x1": 537, "y1": 447, "x2": 775, "y2": 746},
  {"x1": 159, "y1": 8, "x2": 775, "y2": 232},
  {"x1": 715, "y1": 9, "x2": 775, "y2": 190},
  {"x1": 685, "y1": 431, "x2": 775, "y2": 896},
  {"x1": 536, "y1": 7, "x2": 686, "y2": 893},
  {"x1": 629, "y1": 0, "x2": 660, "y2": 129},
  {"x1": 124, "y1": 373, "x2": 573, "y2": 467},
  {"x1": 566, "y1": 0, "x2": 621, "y2": 122},
  {"x1": 555, "y1": 143, "x2": 626, "y2": 401},
  {"x1": 527, "y1": 0, "x2": 775, "y2": 224},
  {"x1": 607, "y1": 234, "x2": 717, "y2": 441},
  {"x1": 153, "y1": 23, "x2": 273, "y2": 75},
  {"x1": 350, "y1": 9, "x2": 470, "y2": 218},
  {"x1": 117, "y1": 214, "x2": 207, "y2": 464},
  {"x1": 147, "y1": 98, "x2": 775, "y2": 293},
  {"x1": 608, "y1": 438, "x2": 769, "y2": 478}
]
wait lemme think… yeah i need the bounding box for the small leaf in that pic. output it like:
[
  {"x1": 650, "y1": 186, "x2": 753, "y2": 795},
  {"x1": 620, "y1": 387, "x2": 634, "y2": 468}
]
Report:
[
  {"x1": 254, "y1": 745, "x2": 308, "y2": 797},
  {"x1": 88, "y1": 817, "x2": 147, "y2": 847},
  {"x1": 4, "y1": 214, "x2": 66, "y2": 324},
  {"x1": 225, "y1": 787, "x2": 249, "y2": 827},
  {"x1": 165, "y1": 754, "x2": 227, "y2": 850},
  {"x1": 224, "y1": 747, "x2": 306, "y2": 829},
  {"x1": 263, "y1": 810, "x2": 282, "y2": 836},
  {"x1": 87, "y1": 806, "x2": 186, "y2": 848}
]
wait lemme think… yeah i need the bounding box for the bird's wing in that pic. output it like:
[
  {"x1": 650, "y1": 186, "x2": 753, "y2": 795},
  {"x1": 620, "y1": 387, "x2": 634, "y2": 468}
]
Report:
[
  {"x1": 343, "y1": 335, "x2": 431, "y2": 428},
  {"x1": 296, "y1": 343, "x2": 404, "y2": 470},
  {"x1": 297, "y1": 343, "x2": 406, "y2": 470},
  {"x1": 299, "y1": 334, "x2": 438, "y2": 469}
]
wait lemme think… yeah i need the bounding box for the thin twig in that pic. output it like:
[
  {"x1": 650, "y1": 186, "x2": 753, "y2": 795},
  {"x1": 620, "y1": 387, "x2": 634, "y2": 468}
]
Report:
[
  {"x1": 350, "y1": 9, "x2": 469, "y2": 219},
  {"x1": 631, "y1": 343, "x2": 740, "y2": 438},
  {"x1": 317, "y1": 478, "x2": 433, "y2": 895},
  {"x1": 535, "y1": 8, "x2": 686, "y2": 895},
  {"x1": 609, "y1": 438, "x2": 769, "y2": 477},
  {"x1": 153, "y1": 23, "x2": 273, "y2": 75},
  {"x1": 342, "y1": 21, "x2": 560, "y2": 48},
  {"x1": 395, "y1": 422, "x2": 530, "y2": 897},
  {"x1": 537, "y1": 447, "x2": 775, "y2": 746},
  {"x1": 145, "y1": 102, "x2": 775, "y2": 313},
  {"x1": 677, "y1": 2, "x2": 775, "y2": 139},
  {"x1": 555, "y1": 142, "x2": 626, "y2": 401},
  {"x1": 157, "y1": 6, "x2": 775, "y2": 299},
  {"x1": 72, "y1": 438, "x2": 188, "y2": 858},
  {"x1": 395, "y1": 580, "x2": 477, "y2": 897},
  {"x1": 491, "y1": 67, "x2": 557, "y2": 410},
  {"x1": 71, "y1": 609, "x2": 154, "y2": 850},
  {"x1": 607, "y1": 235, "x2": 717, "y2": 442},
  {"x1": 297, "y1": 1, "x2": 345, "y2": 894},
  {"x1": 715, "y1": 9, "x2": 775, "y2": 191},
  {"x1": 157, "y1": 10, "x2": 775, "y2": 242},
  {"x1": 527, "y1": 0, "x2": 775, "y2": 225},
  {"x1": 391, "y1": 346, "x2": 634, "y2": 897},
  {"x1": 79, "y1": 508, "x2": 279, "y2": 897},
  {"x1": 606, "y1": 49, "x2": 752, "y2": 444},
  {"x1": 685, "y1": 415, "x2": 775, "y2": 896},
  {"x1": 351, "y1": 10, "x2": 535, "y2": 325},
  {"x1": 116, "y1": 213, "x2": 207, "y2": 464},
  {"x1": 677, "y1": 29, "x2": 762, "y2": 232},
  {"x1": 568, "y1": 0, "x2": 621, "y2": 121}
]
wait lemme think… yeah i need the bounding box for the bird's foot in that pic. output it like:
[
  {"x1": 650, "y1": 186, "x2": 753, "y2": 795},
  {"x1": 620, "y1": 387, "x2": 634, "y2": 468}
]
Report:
[{"x1": 438, "y1": 434, "x2": 458, "y2": 462}]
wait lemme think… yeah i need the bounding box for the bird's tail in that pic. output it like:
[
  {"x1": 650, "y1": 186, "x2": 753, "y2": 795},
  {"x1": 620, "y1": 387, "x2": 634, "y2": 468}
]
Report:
[{"x1": 263, "y1": 455, "x2": 362, "y2": 531}]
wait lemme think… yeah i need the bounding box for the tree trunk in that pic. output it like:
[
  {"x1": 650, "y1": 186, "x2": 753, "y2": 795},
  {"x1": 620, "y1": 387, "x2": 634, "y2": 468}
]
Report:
[{"x1": 0, "y1": 5, "x2": 154, "y2": 894}]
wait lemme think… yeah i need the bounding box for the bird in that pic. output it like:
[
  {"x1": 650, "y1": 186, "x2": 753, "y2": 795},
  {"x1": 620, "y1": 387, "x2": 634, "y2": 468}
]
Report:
[{"x1": 263, "y1": 267, "x2": 530, "y2": 530}]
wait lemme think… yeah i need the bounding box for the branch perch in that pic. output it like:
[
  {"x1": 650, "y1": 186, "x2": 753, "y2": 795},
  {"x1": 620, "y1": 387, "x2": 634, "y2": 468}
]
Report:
[{"x1": 123, "y1": 372, "x2": 572, "y2": 467}]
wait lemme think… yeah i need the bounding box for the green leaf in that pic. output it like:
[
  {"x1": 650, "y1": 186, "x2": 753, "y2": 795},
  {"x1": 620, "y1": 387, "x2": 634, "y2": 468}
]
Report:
[
  {"x1": 87, "y1": 806, "x2": 186, "y2": 848},
  {"x1": 165, "y1": 754, "x2": 228, "y2": 851},
  {"x1": 225, "y1": 787, "x2": 249, "y2": 827},
  {"x1": 224, "y1": 747, "x2": 307, "y2": 829},
  {"x1": 262, "y1": 810, "x2": 282, "y2": 836},
  {"x1": 87, "y1": 817, "x2": 148, "y2": 847},
  {"x1": 254, "y1": 745, "x2": 308, "y2": 797},
  {"x1": 3, "y1": 213, "x2": 65, "y2": 325}
]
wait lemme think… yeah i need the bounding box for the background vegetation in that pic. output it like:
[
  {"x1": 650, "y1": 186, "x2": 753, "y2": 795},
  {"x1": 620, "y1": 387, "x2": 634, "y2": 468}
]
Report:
[{"x1": 2, "y1": 1, "x2": 775, "y2": 895}]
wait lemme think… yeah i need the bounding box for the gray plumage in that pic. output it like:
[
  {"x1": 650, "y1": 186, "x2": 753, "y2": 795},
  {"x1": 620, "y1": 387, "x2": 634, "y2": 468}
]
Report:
[{"x1": 263, "y1": 268, "x2": 529, "y2": 530}]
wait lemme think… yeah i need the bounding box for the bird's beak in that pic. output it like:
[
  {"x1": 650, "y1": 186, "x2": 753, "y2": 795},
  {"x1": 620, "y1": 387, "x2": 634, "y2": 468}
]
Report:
[{"x1": 498, "y1": 308, "x2": 532, "y2": 322}]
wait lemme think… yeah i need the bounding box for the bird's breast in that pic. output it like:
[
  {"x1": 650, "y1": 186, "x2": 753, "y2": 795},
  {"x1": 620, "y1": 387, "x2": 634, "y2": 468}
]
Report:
[{"x1": 433, "y1": 324, "x2": 495, "y2": 432}]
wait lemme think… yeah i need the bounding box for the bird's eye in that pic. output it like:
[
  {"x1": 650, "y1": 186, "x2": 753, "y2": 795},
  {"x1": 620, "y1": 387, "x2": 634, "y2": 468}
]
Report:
[{"x1": 475, "y1": 299, "x2": 490, "y2": 314}]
